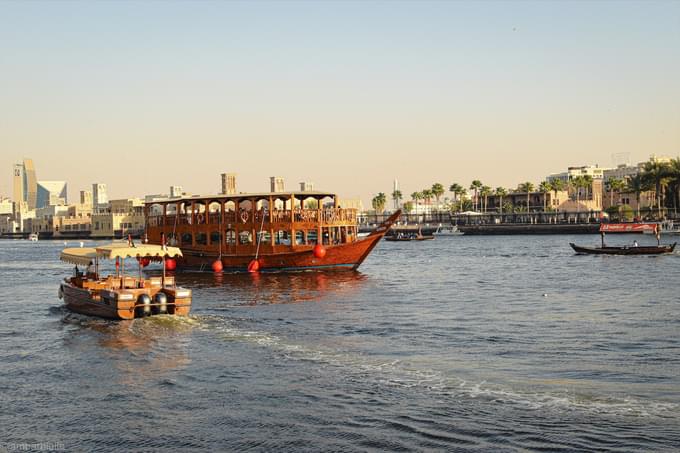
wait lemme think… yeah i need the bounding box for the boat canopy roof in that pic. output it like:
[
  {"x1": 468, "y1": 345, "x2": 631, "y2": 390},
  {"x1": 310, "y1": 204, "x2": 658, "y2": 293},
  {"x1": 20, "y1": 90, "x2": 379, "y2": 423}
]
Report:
[
  {"x1": 144, "y1": 191, "x2": 337, "y2": 205},
  {"x1": 60, "y1": 244, "x2": 183, "y2": 266}
]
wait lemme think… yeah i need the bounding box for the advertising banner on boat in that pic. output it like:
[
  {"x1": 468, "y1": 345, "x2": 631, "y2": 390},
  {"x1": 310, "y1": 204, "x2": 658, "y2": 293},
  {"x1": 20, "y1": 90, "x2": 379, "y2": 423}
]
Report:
[{"x1": 599, "y1": 223, "x2": 658, "y2": 233}]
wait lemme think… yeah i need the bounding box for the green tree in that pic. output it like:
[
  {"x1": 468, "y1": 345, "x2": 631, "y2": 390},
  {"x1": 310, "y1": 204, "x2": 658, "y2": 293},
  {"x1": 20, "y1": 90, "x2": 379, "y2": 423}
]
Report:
[
  {"x1": 403, "y1": 201, "x2": 414, "y2": 213},
  {"x1": 626, "y1": 174, "x2": 652, "y2": 218},
  {"x1": 538, "y1": 180, "x2": 552, "y2": 211},
  {"x1": 411, "y1": 191, "x2": 422, "y2": 211},
  {"x1": 469, "y1": 180, "x2": 483, "y2": 211},
  {"x1": 605, "y1": 177, "x2": 626, "y2": 208},
  {"x1": 391, "y1": 189, "x2": 402, "y2": 210},
  {"x1": 431, "y1": 183, "x2": 445, "y2": 208},
  {"x1": 550, "y1": 178, "x2": 567, "y2": 210},
  {"x1": 421, "y1": 189, "x2": 433, "y2": 206},
  {"x1": 372, "y1": 192, "x2": 387, "y2": 214},
  {"x1": 642, "y1": 160, "x2": 672, "y2": 214},
  {"x1": 517, "y1": 181, "x2": 535, "y2": 211},
  {"x1": 668, "y1": 158, "x2": 680, "y2": 211},
  {"x1": 569, "y1": 176, "x2": 585, "y2": 211},
  {"x1": 479, "y1": 185, "x2": 492, "y2": 213},
  {"x1": 495, "y1": 187, "x2": 507, "y2": 214}
]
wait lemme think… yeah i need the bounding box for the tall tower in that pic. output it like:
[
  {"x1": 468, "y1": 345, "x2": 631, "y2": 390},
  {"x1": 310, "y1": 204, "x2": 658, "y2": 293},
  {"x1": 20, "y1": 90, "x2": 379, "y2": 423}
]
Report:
[
  {"x1": 80, "y1": 190, "x2": 93, "y2": 205},
  {"x1": 270, "y1": 176, "x2": 285, "y2": 193},
  {"x1": 92, "y1": 183, "x2": 108, "y2": 207},
  {"x1": 13, "y1": 164, "x2": 24, "y2": 205},
  {"x1": 221, "y1": 173, "x2": 237, "y2": 195},
  {"x1": 393, "y1": 178, "x2": 399, "y2": 209}
]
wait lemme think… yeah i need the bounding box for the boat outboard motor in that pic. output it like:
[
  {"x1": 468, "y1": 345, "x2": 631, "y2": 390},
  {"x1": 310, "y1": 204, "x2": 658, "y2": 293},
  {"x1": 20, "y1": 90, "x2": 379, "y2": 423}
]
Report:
[
  {"x1": 153, "y1": 292, "x2": 168, "y2": 315},
  {"x1": 136, "y1": 294, "x2": 152, "y2": 317}
]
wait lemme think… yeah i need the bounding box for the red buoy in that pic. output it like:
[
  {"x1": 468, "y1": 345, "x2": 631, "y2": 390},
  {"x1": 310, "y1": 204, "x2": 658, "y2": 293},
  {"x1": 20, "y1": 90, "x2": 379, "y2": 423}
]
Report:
[
  {"x1": 165, "y1": 258, "x2": 177, "y2": 271},
  {"x1": 247, "y1": 259, "x2": 260, "y2": 273},
  {"x1": 313, "y1": 244, "x2": 326, "y2": 259},
  {"x1": 212, "y1": 259, "x2": 223, "y2": 273}
]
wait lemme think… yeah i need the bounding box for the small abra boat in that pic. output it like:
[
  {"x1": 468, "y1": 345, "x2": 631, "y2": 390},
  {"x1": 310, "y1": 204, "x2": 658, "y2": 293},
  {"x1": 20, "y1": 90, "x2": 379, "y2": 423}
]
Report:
[
  {"x1": 59, "y1": 243, "x2": 191, "y2": 320},
  {"x1": 432, "y1": 225, "x2": 464, "y2": 237},
  {"x1": 385, "y1": 228, "x2": 434, "y2": 242},
  {"x1": 28, "y1": 233, "x2": 39, "y2": 242},
  {"x1": 569, "y1": 242, "x2": 676, "y2": 255}
]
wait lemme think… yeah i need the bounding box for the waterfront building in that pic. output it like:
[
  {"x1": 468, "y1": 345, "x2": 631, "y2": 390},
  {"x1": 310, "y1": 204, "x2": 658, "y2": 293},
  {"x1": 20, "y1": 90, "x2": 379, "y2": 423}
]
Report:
[
  {"x1": 92, "y1": 183, "x2": 108, "y2": 207},
  {"x1": 221, "y1": 173, "x2": 237, "y2": 195},
  {"x1": 0, "y1": 197, "x2": 12, "y2": 216},
  {"x1": 91, "y1": 198, "x2": 145, "y2": 238},
  {"x1": 485, "y1": 190, "x2": 570, "y2": 213},
  {"x1": 80, "y1": 190, "x2": 93, "y2": 206},
  {"x1": 36, "y1": 181, "x2": 67, "y2": 208}
]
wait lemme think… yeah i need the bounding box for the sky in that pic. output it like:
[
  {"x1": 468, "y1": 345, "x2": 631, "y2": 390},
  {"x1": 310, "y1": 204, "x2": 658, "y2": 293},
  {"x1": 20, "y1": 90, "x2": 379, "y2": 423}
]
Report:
[{"x1": 1, "y1": 1, "x2": 678, "y2": 206}]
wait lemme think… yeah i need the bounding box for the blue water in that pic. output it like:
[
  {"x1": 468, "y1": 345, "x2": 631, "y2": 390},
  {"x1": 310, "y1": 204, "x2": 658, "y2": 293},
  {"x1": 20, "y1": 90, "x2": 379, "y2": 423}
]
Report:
[{"x1": 1, "y1": 235, "x2": 679, "y2": 451}]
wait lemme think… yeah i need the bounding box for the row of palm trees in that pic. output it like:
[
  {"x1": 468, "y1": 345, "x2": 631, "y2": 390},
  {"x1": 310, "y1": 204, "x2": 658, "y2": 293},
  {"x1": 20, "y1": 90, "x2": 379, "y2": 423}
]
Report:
[{"x1": 370, "y1": 157, "x2": 680, "y2": 215}]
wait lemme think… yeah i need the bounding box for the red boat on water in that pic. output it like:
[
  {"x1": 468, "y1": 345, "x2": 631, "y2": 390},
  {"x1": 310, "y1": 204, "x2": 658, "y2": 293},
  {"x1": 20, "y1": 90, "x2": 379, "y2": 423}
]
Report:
[{"x1": 144, "y1": 191, "x2": 399, "y2": 272}]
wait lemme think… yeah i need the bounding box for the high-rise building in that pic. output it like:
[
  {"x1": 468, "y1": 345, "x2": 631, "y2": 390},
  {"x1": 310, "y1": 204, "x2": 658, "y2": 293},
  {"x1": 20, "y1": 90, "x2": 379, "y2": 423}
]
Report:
[
  {"x1": 12, "y1": 159, "x2": 38, "y2": 209},
  {"x1": 23, "y1": 159, "x2": 37, "y2": 210},
  {"x1": 36, "y1": 181, "x2": 67, "y2": 208},
  {"x1": 12, "y1": 164, "x2": 24, "y2": 205},
  {"x1": 393, "y1": 178, "x2": 399, "y2": 209},
  {"x1": 92, "y1": 183, "x2": 108, "y2": 207},
  {"x1": 221, "y1": 173, "x2": 237, "y2": 195},
  {"x1": 270, "y1": 176, "x2": 285, "y2": 193},
  {"x1": 80, "y1": 190, "x2": 93, "y2": 205}
]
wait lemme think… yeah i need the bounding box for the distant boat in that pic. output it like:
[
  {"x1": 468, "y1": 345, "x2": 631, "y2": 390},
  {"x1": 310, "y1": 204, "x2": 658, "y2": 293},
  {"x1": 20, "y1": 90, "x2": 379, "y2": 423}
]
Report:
[
  {"x1": 28, "y1": 233, "x2": 39, "y2": 242},
  {"x1": 385, "y1": 227, "x2": 434, "y2": 242},
  {"x1": 432, "y1": 225, "x2": 464, "y2": 237},
  {"x1": 569, "y1": 242, "x2": 676, "y2": 255}
]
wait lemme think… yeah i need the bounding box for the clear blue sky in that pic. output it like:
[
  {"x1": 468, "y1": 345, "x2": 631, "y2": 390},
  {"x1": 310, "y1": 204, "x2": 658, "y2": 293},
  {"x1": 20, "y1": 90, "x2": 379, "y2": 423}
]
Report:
[{"x1": 1, "y1": 1, "x2": 678, "y2": 204}]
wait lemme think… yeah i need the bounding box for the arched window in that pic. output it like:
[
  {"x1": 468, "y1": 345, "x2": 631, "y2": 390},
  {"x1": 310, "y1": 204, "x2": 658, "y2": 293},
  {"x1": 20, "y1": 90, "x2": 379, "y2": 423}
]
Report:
[
  {"x1": 307, "y1": 230, "x2": 318, "y2": 244},
  {"x1": 210, "y1": 231, "x2": 221, "y2": 244},
  {"x1": 181, "y1": 232, "x2": 193, "y2": 246},
  {"x1": 225, "y1": 229, "x2": 236, "y2": 246},
  {"x1": 275, "y1": 230, "x2": 291, "y2": 245},
  {"x1": 257, "y1": 230, "x2": 271, "y2": 245},
  {"x1": 295, "y1": 230, "x2": 305, "y2": 245},
  {"x1": 195, "y1": 232, "x2": 207, "y2": 245}
]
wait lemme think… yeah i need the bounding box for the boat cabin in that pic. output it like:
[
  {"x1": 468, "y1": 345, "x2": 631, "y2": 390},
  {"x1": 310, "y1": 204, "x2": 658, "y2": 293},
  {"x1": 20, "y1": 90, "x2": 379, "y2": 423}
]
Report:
[{"x1": 144, "y1": 191, "x2": 360, "y2": 255}]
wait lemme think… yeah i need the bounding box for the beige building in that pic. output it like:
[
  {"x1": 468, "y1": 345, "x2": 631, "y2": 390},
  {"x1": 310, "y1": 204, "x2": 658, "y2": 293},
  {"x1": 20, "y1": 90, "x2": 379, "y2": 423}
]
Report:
[
  {"x1": 91, "y1": 198, "x2": 145, "y2": 238},
  {"x1": 221, "y1": 173, "x2": 237, "y2": 195}
]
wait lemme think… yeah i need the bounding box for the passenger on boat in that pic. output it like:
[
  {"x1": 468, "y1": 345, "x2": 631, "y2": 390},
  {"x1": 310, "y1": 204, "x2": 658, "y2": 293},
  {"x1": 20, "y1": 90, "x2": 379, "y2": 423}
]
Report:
[
  {"x1": 633, "y1": 240, "x2": 639, "y2": 247},
  {"x1": 86, "y1": 261, "x2": 96, "y2": 279}
]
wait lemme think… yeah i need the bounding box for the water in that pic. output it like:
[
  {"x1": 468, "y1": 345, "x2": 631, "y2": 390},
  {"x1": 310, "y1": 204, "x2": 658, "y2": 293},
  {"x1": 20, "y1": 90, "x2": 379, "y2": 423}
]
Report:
[{"x1": 1, "y1": 235, "x2": 679, "y2": 452}]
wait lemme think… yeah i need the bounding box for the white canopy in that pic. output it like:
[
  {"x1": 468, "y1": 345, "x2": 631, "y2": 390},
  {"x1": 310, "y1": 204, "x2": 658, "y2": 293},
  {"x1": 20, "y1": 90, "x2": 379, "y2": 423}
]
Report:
[{"x1": 60, "y1": 243, "x2": 182, "y2": 266}]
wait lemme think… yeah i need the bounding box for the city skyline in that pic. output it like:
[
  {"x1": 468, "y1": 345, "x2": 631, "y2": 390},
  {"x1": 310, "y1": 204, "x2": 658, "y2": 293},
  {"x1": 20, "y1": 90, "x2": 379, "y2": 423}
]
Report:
[{"x1": 1, "y1": 1, "x2": 678, "y2": 206}]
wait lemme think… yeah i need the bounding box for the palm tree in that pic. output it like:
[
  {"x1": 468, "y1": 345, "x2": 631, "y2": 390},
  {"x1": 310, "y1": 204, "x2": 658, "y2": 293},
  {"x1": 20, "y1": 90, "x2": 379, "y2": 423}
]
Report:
[
  {"x1": 449, "y1": 183, "x2": 462, "y2": 208},
  {"x1": 391, "y1": 189, "x2": 402, "y2": 210},
  {"x1": 569, "y1": 175, "x2": 584, "y2": 211},
  {"x1": 550, "y1": 178, "x2": 567, "y2": 208},
  {"x1": 517, "y1": 181, "x2": 535, "y2": 211},
  {"x1": 403, "y1": 201, "x2": 414, "y2": 214},
  {"x1": 469, "y1": 180, "x2": 482, "y2": 211},
  {"x1": 372, "y1": 192, "x2": 387, "y2": 214},
  {"x1": 411, "y1": 191, "x2": 422, "y2": 212},
  {"x1": 626, "y1": 174, "x2": 651, "y2": 218},
  {"x1": 421, "y1": 189, "x2": 433, "y2": 206},
  {"x1": 538, "y1": 181, "x2": 551, "y2": 211},
  {"x1": 431, "y1": 183, "x2": 445, "y2": 208},
  {"x1": 495, "y1": 187, "x2": 507, "y2": 214},
  {"x1": 642, "y1": 160, "x2": 672, "y2": 214},
  {"x1": 605, "y1": 177, "x2": 626, "y2": 208},
  {"x1": 479, "y1": 185, "x2": 492, "y2": 213},
  {"x1": 669, "y1": 158, "x2": 680, "y2": 212}
]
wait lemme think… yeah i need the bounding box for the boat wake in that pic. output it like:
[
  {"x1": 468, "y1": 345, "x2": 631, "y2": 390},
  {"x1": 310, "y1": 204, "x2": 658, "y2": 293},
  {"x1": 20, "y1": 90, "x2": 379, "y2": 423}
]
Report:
[{"x1": 195, "y1": 315, "x2": 679, "y2": 420}]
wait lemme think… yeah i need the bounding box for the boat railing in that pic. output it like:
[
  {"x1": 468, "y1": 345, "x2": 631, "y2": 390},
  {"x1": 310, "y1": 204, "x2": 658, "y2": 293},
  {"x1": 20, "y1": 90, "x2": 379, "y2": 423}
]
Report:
[{"x1": 148, "y1": 208, "x2": 358, "y2": 226}]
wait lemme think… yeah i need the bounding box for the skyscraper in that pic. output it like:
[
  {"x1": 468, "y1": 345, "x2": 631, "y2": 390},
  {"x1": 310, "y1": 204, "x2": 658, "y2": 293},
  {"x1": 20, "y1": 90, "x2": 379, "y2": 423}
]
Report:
[
  {"x1": 80, "y1": 190, "x2": 92, "y2": 205},
  {"x1": 12, "y1": 159, "x2": 38, "y2": 209},
  {"x1": 270, "y1": 176, "x2": 285, "y2": 193}
]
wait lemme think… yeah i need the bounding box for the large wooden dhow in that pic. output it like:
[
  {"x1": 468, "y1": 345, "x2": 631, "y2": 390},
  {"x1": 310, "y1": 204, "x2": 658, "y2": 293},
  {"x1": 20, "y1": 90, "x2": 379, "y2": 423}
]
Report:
[
  {"x1": 144, "y1": 191, "x2": 399, "y2": 272},
  {"x1": 59, "y1": 243, "x2": 192, "y2": 319}
]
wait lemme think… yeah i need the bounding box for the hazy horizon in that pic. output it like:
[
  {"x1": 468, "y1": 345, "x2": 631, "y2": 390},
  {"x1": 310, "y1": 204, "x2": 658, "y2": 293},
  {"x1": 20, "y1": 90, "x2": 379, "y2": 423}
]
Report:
[{"x1": 1, "y1": 1, "x2": 678, "y2": 206}]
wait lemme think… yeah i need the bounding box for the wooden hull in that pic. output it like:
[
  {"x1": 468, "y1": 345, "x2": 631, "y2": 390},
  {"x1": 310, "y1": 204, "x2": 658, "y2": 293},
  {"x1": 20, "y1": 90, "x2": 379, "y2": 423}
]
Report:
[
  {"x1": 60, "y1": 283, "x2": 192, "y2": 320},
  {"x1": 570, "y1": 242, "x2": 676, "y2": 255},
  {"x1": 166, "y1": 211, "x2": 400, "y2": 272}
]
